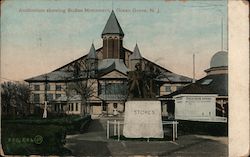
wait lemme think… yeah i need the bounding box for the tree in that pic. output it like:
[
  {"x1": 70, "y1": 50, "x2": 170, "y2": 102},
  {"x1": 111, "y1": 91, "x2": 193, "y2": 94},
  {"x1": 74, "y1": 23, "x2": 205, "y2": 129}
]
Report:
[
  {"x1": 1, "y1": 81, "x2": 31, "y2": 117},
  {"x1": 64, "y1": 59, "x2": 97, "y2": 116}
]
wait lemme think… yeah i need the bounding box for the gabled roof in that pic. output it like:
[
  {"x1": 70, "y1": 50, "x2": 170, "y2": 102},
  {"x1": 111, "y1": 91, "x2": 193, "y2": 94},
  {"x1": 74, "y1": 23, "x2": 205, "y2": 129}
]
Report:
[
  {"x1": 102, "y1": 10, "x2": 124, "y2": 37},
  {"x1": 129, "y1": 44, "x2": 142, "y2": 60},
  {"x1": 87, "y1": 43, "x2": 97, "y2": 59},
  {"x1": 98, "y1": 59, "x2": 128, "y2": 76}
]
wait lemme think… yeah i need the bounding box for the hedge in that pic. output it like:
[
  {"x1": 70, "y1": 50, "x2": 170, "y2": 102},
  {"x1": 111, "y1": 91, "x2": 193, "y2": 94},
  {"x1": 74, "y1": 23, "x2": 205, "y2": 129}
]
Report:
[
  {"x1": 1, "y1": 115, "x2": 92, "y2": 155},
  {"x1": 2, "y1": 115, "x2": 92, "y2": 134},
  {"x1": 1, "y1": 124, "x2": 70, "y2": 155}
]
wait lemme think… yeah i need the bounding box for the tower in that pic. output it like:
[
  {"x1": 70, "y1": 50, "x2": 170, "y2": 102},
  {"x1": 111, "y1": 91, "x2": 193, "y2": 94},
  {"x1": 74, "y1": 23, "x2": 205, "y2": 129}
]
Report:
[
  {"x1": 102, "y1": 11, "x2": 125, "y2": 60},
  {"x1": 86, "y1": 43, "x2": 98, "y2": 75},
  {"x1": 129, "y1": 44, "x2": 143, "y2": 71}
]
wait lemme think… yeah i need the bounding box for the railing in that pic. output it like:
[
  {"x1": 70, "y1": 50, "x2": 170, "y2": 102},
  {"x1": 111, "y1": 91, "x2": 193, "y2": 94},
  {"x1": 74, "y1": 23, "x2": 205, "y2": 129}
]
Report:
[
  {"x1": 162, "y1": 121, "x2": 179, "y2": 141},
  {"x1": 106, "y1": 120, "x2": 179, "y2": 141}
]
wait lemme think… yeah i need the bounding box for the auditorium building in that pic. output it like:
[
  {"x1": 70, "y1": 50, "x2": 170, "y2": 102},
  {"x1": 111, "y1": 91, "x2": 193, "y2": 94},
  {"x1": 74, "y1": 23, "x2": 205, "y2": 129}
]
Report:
[{"x1": 25, "y1": 11, "x2": 192, "y2": 117}]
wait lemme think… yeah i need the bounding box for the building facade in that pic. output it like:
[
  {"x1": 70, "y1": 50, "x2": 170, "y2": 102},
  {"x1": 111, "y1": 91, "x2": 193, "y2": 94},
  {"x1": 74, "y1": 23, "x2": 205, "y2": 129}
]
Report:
[
  {"x1": 160, "y1": 51, "x2": 228, "y2": 121},
  {"x1": 25, "y1": 11, "x2": 192, "y2": 117}
]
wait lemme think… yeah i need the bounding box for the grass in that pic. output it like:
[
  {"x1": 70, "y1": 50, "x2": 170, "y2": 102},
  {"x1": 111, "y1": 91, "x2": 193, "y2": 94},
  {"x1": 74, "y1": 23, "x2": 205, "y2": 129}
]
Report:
[
  {"x1": 1, "y1": 123, "x2": 70, "y2": 155},
  {"x1": 1, "y1": 115, "x2": 92, "y2": 155}
]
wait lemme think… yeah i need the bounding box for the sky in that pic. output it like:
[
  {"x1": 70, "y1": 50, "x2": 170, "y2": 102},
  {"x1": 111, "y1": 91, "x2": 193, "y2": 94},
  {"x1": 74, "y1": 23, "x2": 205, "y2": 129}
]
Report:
[{"x1": 1, "y1": 0, "x2": 228, "y2": 82}]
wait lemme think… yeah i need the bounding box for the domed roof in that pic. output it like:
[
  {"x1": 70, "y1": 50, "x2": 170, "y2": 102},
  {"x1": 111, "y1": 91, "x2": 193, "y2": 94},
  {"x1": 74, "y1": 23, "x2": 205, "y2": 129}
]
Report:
[{"x1": 210, "y1": 51, "x2": 228, "y2": 68}]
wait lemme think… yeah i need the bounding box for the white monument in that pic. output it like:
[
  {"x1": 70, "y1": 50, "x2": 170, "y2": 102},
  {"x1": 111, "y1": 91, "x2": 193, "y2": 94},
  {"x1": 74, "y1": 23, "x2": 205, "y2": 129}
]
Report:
[
  {"x1": 123, "y1": 100, "x2": 164, "y2": 138},
  {"x1": 43, "y1": 101, "x2": 48, "y2": 118}
]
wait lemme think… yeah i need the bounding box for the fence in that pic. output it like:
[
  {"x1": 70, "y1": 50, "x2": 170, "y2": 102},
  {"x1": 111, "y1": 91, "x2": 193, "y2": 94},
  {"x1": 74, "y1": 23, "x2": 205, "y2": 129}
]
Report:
[{"x1": 106, "y1": 120, "x2": 179, "y2": 141}]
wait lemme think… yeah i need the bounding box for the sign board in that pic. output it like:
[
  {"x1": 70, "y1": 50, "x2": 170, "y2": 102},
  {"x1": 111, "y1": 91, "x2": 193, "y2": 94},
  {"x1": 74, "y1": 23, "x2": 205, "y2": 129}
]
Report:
[
  {"x1": 123, "y1": 101, "x2": 164, "y2": 138},
  {"x1": 173, "y1": 94, "x2": 225, "y2": 122}
]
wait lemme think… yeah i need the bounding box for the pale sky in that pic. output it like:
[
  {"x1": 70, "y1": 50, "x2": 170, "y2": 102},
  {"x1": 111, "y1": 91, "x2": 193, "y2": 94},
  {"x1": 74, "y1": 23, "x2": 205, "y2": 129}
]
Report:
[{"x1": 1, "y1": 0, "x2": 228, "y2": 82}]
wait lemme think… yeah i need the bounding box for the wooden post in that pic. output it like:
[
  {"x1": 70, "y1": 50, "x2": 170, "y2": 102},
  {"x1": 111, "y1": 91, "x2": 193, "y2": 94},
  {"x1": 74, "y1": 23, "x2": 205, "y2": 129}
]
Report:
[
  {"x1": 173, "y1": 122, "x2": 175, "y2": 141},
  {"x1": 114, "y1": 120, "x2": 117, "y2": 136},
  {"x1": 118, "y1": 121, "x2": 120, "y2": 141},
  {"x1": 107, "y1": 120, "x2": 109, "y2": 139},
  {"x1": 175, "y1": 122, "x2": 178, "y2": 139}
]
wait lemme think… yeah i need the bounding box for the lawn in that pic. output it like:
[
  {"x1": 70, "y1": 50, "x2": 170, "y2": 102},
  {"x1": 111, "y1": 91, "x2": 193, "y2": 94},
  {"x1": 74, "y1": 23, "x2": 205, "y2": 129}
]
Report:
[{"x1": 1, "y1": 115, "x2": 92, "y2": 155}]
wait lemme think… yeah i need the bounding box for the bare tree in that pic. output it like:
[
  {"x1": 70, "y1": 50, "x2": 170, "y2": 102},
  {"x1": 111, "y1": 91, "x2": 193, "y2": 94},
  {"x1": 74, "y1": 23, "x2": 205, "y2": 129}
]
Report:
[{"x1": 64, "y1": 59, "x2": 97, "y2": 116}]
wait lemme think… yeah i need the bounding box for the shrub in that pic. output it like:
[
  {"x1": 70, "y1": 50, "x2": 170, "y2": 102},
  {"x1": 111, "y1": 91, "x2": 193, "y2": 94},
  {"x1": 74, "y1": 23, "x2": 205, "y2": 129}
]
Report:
[
  {"x1": 1, "y1": 115, "x2": 92, "y2": 155},
  {"x1": 1, "y1": 124, "x2": 70, "y2": 155}
]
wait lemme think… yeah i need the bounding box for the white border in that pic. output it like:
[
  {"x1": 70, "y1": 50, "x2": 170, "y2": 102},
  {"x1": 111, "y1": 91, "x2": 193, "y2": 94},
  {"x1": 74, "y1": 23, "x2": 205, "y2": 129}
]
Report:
[{"x1": 229, "y1": 1, "x2": 250, "y2": 157}]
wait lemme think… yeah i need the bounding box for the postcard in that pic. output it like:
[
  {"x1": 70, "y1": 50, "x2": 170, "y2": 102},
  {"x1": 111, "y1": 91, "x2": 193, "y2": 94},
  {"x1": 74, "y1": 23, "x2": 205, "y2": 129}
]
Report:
[{"x1": 0, "y1": 0, "x2": 249, "y2": 156}]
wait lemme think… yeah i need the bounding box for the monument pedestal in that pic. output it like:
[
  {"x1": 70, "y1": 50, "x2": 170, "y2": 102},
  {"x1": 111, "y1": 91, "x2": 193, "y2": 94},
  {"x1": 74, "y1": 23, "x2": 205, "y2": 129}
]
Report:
[{"x1": 123, "y1": 100, "x2": 164, "y2": 138}]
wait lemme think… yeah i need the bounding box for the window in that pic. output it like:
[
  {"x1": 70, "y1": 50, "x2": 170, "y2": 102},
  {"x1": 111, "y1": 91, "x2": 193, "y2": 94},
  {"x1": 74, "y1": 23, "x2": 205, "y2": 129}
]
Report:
[
  {"x1": 113, "y1": 103, "x2": 117, "y2": 109},
  {"x1": 165, "y1": 86, "x2": 171, "y2": 92},
  {"x1": 176, "y1": 86, "x2": 183, "y2": 91},
  {"x1": 46, "y1": 84, "x2": 50, "y2": 90},
  {"x1": 54, "y1": 104, "x2": 57, "y2": 112},
  {"x1": 103, "y1": 103, "x2": 107, "y2": 111},
  {"x1": 47, "y1": 94, "x2": 54, "y2": 101},
  {"x1": 201, "y1": 79, "x2": 213, "y2": 85},
  {"x1": 34, "y1": 94, "x2": 40, "y2": 103},
  {"x1": 34, "y1": 85, "x2": 40, "y2": 91},
  {"x1": 56, "y1": 85, "x2": 62, "y2": 91},
  {"x1": 75, "y1": 103, "x2": 78, "y2": 111},
  {"x1": 56, "y1": 94, "x2": 61, "y2": 99},
  {"x1": 102, "y1": 82, "x2": 127, "y2": 95},
  {"x1": 71, "y1": 103, "x2": 74, "y2": 111},
  {"x1": 61, "y1": 104, "x2": 64, "y2": 112}
]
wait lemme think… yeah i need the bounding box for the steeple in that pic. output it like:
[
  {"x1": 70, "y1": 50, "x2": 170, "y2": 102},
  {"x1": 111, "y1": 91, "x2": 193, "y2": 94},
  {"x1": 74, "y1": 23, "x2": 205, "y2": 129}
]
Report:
[
  {"x1": 102, "y1": 10, "x2": 125, "y2": 60},
  {"x1": 130, "y1": 43, "x2": 142, "y2": 60},
  {"x1": 102, "y1": 10, "x2": 124, "y2": 37},
  {"x1": 87, "y1": 43, "x2": 97, "y2": 59},
  {"x1": 129, "y1": 44, "x2": 143, "y2": 71},
  {"x1": 86, "y1": 44, "x2": 98, "y2": 74}
]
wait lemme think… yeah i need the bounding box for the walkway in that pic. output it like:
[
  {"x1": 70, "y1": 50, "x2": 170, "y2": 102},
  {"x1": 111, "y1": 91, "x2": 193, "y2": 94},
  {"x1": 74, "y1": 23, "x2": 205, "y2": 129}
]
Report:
[{"x1": 65, "y1": 119, "x2": 228, "y2": 156}]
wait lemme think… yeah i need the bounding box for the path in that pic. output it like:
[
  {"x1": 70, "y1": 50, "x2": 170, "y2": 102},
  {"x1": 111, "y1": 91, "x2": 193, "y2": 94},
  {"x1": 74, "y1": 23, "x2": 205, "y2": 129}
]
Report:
[{"x1": 65, "y1": 119, "x2": 228, "y2": 156}]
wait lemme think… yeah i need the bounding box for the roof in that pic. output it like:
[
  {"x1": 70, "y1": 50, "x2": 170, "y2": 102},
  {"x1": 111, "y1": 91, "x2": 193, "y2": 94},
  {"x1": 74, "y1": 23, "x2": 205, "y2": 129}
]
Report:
[
  {"x1": 25, "y1": 70, "x2": 94, "y2": 82},
  {"x1": 129, "y1": 44, "x2": 142, "y2": 60},
  {"x1": 160, "y1": 83, "x2": 216, "y2": 98},
  {"x1": 157, "y1": 71, "x2": 192, "y2": 83},
  {"x1": 210, "y1": 51, "x2": 228, "y2": 68},
  {"x1": 87, "y1": 43, "x2": 97, "y2": 59},
  {"x1": 25, "y1": 71, "x2": 74, "y2": 82},
  {"x1": 25, "y1": 48, "x2": 192, "y2": 83},
  {"x1": 196, "y1": 74, "x2": 228, "y2": 96},
  {"x1": 99, "y1": 94, "x2": 127, "y2": 101},
  {"x1": 55, "y1": 95, "x2": 68, "y2": 101},
  {"x1": 160, "y1": 73, "x2": 228, "y2": 98},
  {"x1": 98, "y1": 59, "x2": 128, "y2": 76},
  {"x1": 52, "y1": 47, "x2": 102, "y2": 72},
  {"x1": 102, "y1": 10, "x2": 124, "y2": 37}
]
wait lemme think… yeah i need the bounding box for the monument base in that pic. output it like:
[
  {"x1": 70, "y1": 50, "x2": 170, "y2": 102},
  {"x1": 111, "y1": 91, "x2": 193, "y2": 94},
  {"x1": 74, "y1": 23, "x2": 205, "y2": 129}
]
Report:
[{"x1": 123, "y1": 100, "x2": 164, "y2": 138}]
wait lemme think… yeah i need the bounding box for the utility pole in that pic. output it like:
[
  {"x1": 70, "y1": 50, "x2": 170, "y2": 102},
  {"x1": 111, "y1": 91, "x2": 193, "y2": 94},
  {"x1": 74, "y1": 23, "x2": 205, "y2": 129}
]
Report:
[
  {"x1": 221, "y1": 16, "x2": 223, "y2": 51},
  {"x1": 192, "y1": 53, "x2": 196, "y2": 83}
]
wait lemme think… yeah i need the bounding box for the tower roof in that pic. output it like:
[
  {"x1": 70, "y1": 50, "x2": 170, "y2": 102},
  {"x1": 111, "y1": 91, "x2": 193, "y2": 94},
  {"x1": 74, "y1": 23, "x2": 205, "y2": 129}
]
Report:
[
  {"x1": 210, "y1": 51, "x2": 228, "y2": 68},
  {"x1": 102, "y1": 10, "x2": 124, "y2": 37},
  {"x1": 87, "y1": 43, "x2": 97, "y2": 59},
  {"x1": 129, "y1": 44, "x2": 142, "y2": 60}
]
